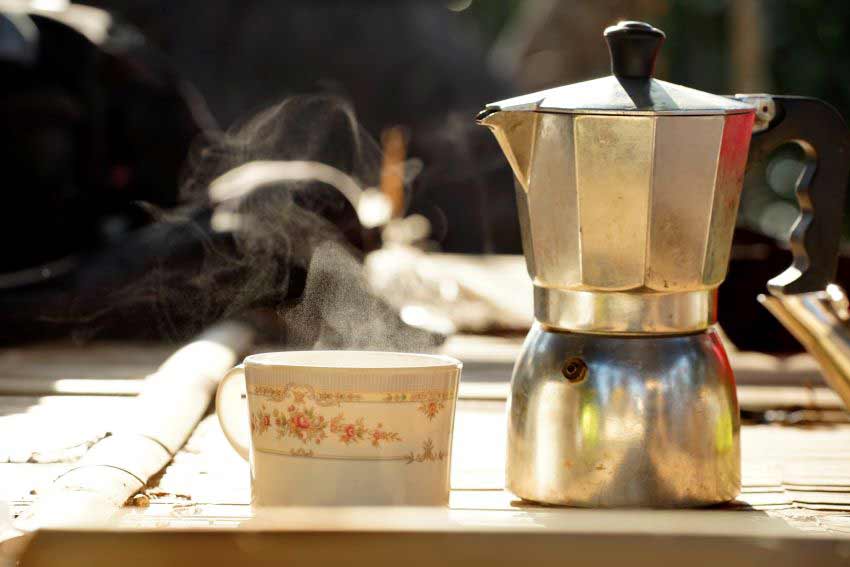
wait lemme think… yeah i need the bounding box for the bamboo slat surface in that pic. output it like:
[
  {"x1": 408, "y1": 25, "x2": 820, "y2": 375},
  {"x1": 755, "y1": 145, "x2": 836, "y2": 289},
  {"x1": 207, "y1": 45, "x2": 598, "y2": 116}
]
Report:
[{"x1": 4, "y1": 336, "x2": 850, "y2": 563}]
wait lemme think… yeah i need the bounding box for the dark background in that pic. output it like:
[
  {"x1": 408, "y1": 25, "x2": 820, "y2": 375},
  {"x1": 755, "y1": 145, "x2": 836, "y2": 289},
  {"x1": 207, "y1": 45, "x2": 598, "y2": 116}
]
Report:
[
  {"x1": 4, "y1": 0, "x2": 850, "y2": 350},
  {"x1": 80, "y1": 0, "x2": 850, "y2": 249}
]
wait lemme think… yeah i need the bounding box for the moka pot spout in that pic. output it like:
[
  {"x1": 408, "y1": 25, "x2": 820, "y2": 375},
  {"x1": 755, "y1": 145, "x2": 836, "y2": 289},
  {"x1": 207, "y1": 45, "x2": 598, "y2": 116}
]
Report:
[{"x1": 476, "y1": 108, "x2": 536, "y2": 191}]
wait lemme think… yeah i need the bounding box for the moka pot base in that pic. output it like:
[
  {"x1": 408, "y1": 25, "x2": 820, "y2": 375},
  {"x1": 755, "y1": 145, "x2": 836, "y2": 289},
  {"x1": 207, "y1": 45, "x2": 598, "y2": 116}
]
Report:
[{"x1": 506, "y1": 323, "x2": 740, "y2": 508}]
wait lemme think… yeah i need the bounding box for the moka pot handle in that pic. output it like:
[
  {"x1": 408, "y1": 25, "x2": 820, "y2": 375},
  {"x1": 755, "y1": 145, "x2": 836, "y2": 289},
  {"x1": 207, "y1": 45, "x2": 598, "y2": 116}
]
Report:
[{"x1": 738, "y1": 95, "x2": 850, "y2": 295}]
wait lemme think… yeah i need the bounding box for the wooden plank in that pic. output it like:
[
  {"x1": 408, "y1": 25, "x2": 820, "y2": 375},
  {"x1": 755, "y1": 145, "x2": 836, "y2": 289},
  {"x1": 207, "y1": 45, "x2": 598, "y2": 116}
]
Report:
[
  {"x1": 21, "y1": 510, "x2": 850, "y2": 567},
  {"x1": 11, "y1": 322, "x2": 253, "y2": 539},
  {"x1": 123, "y1": 401, "x2": 850, "y2": 530},
  {"x1": 0, "y1": 464, "x2": 66, "y2": 503},
  {"x1": 0, "y1": 341, "x2": 169, "y2": 397},
  {"x1": 738, "y1": 386, "x2": 844, "y2": 411},
  {"x1": 0, "y1": 343, "x2": 171, "y2": 379},
  {"x1": 0, "y1": 378, "x2": 142, "y2": 397},
  {"x1": 0, "y1": 396, "x2": 136, "y2": 463}
]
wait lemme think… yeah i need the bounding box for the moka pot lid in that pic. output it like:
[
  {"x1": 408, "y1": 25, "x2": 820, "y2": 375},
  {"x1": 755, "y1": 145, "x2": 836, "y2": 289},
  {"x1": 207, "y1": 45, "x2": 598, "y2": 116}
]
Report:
[{"x1": 481, "y1": 21, "x2": 754, "y2": 117}]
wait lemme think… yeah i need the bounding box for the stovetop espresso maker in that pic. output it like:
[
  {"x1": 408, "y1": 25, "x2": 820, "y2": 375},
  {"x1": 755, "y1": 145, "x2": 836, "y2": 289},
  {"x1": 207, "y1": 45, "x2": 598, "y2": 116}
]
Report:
[{"x1": 479, "y1": 21, "x2": 850, "y2": 507}]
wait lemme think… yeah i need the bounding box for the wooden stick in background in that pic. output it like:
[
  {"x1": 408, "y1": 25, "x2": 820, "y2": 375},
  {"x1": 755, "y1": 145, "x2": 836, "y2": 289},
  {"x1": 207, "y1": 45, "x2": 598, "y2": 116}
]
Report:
[
  {"x1": 3, "y1": 320, "x2": 254, "y2": 554},
  {"x1": 379, "y1": 126, "x2": 407, "y2": 219}
]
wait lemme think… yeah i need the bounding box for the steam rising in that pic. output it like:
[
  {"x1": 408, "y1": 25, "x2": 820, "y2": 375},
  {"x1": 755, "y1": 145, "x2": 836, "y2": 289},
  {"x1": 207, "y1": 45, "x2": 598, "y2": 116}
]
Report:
[
  {"x1": 180, "y1": 95, "x2": 437, "y2": 350},
  {"x1": 31, "y1": 96, "x2": 441, "y2": 351},
  {"x1": 283, "y1": 240, "x2": 437, "y2": 350}
]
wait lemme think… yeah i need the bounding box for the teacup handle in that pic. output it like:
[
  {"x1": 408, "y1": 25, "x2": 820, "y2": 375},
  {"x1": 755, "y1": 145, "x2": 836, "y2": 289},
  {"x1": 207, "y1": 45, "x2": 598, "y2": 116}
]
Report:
[{"x1": 216, "y1": 364, "x2": 250, "y2": 460}]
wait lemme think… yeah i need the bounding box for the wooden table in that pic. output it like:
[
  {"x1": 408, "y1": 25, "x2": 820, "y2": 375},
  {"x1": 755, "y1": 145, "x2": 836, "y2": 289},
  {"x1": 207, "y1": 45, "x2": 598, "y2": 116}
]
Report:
[{"x1": 4, "y1": 337, "x2": 850, "y2": 565}]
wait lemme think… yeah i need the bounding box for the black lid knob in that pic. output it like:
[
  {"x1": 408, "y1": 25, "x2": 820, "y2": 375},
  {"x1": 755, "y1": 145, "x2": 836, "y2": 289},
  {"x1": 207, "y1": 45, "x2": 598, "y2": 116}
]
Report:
[{"x1": 604, "y1": 21, "x2": 665, "y2": 79}]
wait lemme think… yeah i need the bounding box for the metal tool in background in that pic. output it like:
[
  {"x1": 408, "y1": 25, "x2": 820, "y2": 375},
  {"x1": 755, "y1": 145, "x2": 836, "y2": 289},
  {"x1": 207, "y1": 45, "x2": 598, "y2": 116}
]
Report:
[
  {"x1": 750, "y1": 96, "x2": 850, "y2": 409},
  {"x1": 478, "y1": 21, "x2": 850, "y2": 508}
]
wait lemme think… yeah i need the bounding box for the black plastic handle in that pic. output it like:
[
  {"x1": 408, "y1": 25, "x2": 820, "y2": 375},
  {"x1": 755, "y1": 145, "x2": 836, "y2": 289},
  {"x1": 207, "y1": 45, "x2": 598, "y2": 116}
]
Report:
[
  {"x1": 746, "y1": 96, "x2": 850, "y2": 295},
  {"x1": 604, "y1": 21, "x2": 665, "y2": 79}
]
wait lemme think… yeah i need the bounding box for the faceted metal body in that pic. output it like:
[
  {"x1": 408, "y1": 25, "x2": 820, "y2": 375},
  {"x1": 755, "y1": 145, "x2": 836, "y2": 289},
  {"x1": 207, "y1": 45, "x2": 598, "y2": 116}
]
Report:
[
  {"x1": 482, "y1": 110, "x2": 755, "y2": 333},
  {"x1": 481, "y1": 107, "x2": 753, "y2": 507},
  {"x1": 508, "y1": 324, "x2": 740, "y2": 507}
]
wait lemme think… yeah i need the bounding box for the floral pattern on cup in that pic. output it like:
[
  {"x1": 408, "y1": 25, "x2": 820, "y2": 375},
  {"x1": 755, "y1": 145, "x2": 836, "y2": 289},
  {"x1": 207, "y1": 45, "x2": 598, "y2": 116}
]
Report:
[
  {"x1": 248, "y1": 382, "x2": 453, "y2": 461},
  {"x1": 329, "y1": 415, "x2": 402, "y2": 447},
  {"x1": 251, "y1": 404, "x2": 402, "y2": 447},
  {"x1": 405, "y1": 439, "x2": 446, "y2": 464},
  {"x1": 250, "y1": 383, "x2": 451, "y2": 408},
  {"x1": 252, "y1": 383, "x2": 364, "y2": 407},
  {"x1": 418, "y1": 400, "x2": 446, "y2": 420}
]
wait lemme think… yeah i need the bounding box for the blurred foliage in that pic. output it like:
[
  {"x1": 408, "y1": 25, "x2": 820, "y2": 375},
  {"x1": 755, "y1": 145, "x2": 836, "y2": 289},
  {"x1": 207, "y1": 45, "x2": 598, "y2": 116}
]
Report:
[
  {"x1": 768, "y1": 0, "x2": 850, "y2": 121},
  {"x1": 663, "y1": 1, "x2": 729, "y2": 92},
  {"x1": 663, "y1": 0, "x2": 850, "y2": 119},
  {"x1": 767, "y1": 0, "x2": 850, "y2": 241}
]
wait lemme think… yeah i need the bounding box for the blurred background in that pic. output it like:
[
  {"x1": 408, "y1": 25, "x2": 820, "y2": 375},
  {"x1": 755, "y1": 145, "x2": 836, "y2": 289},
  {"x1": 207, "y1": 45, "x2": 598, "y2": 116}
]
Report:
[{"x1": 2, "y1": 0, "x2": 849, "y2": 352}]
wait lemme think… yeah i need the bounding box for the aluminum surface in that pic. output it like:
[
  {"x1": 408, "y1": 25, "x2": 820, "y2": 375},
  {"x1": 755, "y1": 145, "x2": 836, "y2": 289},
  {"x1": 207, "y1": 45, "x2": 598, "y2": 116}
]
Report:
[
  {"x1": 507, "y1": 324, "x2": 740, "y2": 507},
  {"x1": 484, "y1": 76, "x2": 755, "y2": 115},
  {"x1": 535, "y1": 288, "x2": 715, "y2": 334},
  {"x1": 480, "y1": 110, "x2": 754, "y2": 333}
]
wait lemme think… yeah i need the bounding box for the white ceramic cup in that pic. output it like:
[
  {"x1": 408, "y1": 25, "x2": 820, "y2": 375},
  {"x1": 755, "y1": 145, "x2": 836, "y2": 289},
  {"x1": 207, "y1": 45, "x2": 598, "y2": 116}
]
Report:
[{"x1": 216, "y1": 351, "x2": 462, "y2": 506}]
